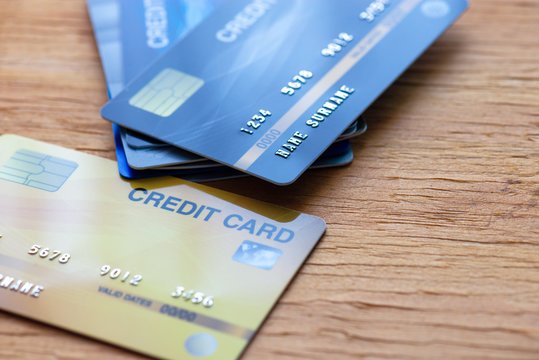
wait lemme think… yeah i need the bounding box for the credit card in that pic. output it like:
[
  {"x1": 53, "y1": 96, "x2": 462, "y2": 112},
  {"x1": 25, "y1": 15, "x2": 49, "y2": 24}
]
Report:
[
  {"x1": 88, "y1": 0, "x2": 366, "y2": 171},
  {"x1": 0, "y1": 135, "x2": 326, "y2": 359},
  {"x1": 101, "y1": 0, "x2": 468, "y2": 184}
]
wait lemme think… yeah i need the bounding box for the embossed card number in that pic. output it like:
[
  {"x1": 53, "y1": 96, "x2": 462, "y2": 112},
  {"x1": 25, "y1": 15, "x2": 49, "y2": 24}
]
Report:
[
  {"x1": 28, "y1": 244, "x2": 71, "y2": 264},
  {"x1": 100, "y1": 265, "x2": 142, "y2": 286}
]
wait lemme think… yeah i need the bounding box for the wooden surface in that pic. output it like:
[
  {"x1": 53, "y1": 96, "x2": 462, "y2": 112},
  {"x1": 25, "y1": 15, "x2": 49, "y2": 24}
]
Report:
[{"x1": 1, "y1": 0, "x2": 538, "y2": 359}]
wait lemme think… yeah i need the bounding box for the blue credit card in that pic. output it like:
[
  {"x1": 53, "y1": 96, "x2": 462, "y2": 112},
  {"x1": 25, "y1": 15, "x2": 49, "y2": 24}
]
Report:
[
  {"x1": 88, "y1": 0, "x2": 363, "y2": 172},
  {"x1": 101, "y1": 0, "x2": 468, "y2": 184},
  {"x1": 113, "y1": 124, "x2": 353, "y2": 180}
]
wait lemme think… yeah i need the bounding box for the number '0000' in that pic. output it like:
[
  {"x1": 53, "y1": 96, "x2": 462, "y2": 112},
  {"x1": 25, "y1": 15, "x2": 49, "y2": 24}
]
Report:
[{"x1": 256, "y1": 129, "x2": 281, "y2": 149}]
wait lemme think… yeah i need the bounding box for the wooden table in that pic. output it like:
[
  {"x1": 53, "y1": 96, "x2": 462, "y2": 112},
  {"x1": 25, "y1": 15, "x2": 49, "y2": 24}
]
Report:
[{"x1": 1, "y1": 0, "x2": 538, "y2": 359}]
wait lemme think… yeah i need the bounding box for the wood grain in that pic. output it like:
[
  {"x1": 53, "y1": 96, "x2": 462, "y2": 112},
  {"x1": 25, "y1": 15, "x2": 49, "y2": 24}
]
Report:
[{"x1": 1, "y1": 0, "x2": 538, "y2": 359}]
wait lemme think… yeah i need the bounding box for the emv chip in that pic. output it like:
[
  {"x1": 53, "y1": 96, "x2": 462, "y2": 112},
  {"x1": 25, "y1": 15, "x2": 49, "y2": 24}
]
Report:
[
  {"x1": 0, "y1": 149, "x2": 78, "y2": 192},
  {"x1": 129, "y1": 68, "x2": 204, "y2": 117}
]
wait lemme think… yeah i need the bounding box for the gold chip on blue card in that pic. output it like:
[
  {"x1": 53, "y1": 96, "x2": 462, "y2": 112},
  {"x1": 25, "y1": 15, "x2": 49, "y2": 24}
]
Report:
[{"x1": 0, "y1": 135, "x2": 326, "y2": 359}]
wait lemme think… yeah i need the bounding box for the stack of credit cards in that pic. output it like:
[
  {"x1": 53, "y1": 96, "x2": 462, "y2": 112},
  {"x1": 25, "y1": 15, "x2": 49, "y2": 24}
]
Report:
[
  {"x1": 87, "y1": 0, "x2": 368, "y2": 183},
  {"x1": 94, "y1": 0, "x2": 468, "y2": 185},
  {"x1": 0, "y1": 134, "x2": 326, "y2": 359}
]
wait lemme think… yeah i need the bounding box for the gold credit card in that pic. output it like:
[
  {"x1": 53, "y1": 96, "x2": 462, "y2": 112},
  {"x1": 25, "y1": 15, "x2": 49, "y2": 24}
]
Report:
[{"x1": 0, "y1": 135, "x2": 325, "y2": 359}]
